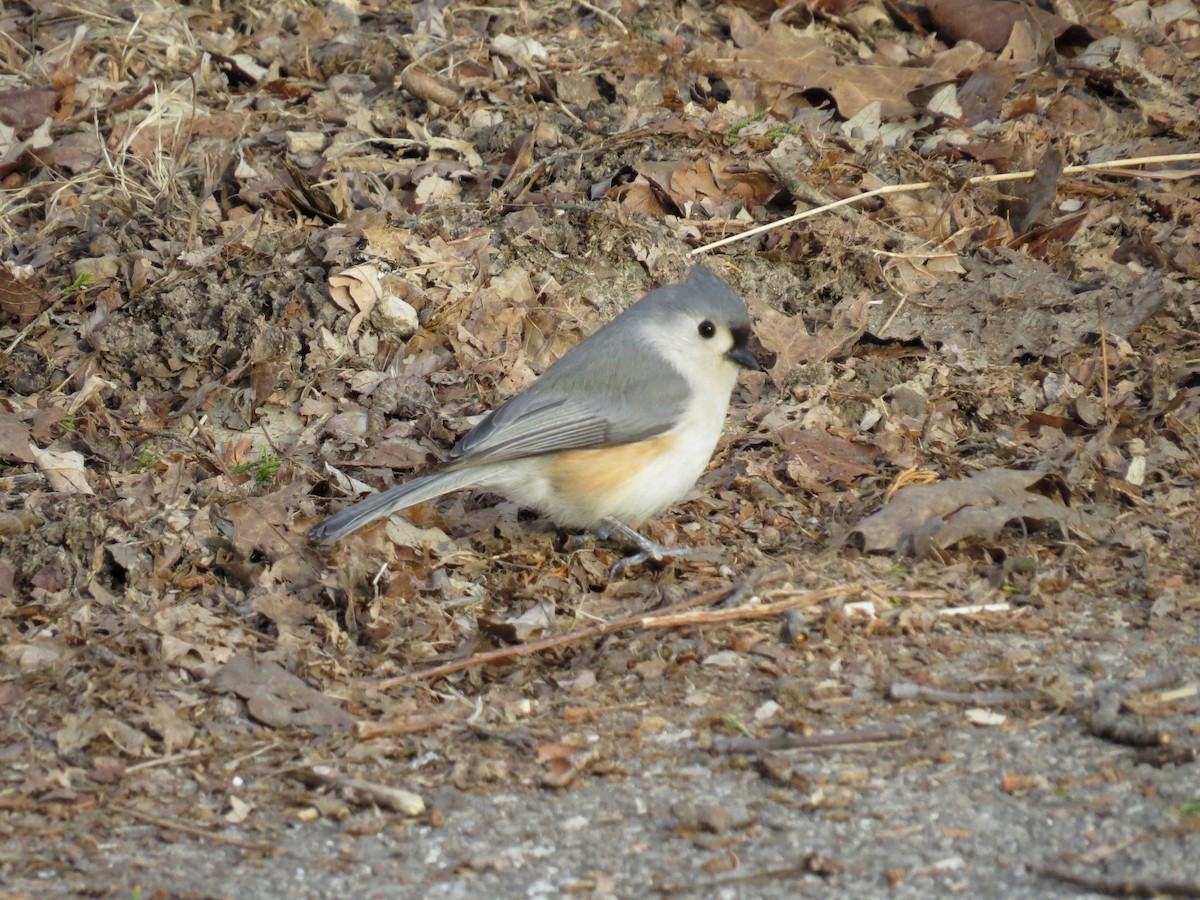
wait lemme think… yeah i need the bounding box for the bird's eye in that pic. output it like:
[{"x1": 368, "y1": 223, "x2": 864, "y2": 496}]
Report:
[{"x1": 698, "y1": 320, "x2": 716, "y2": 339}]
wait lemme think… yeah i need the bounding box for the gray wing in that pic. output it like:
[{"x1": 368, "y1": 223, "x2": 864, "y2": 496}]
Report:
[{"x1": 442, "y1": 327, "x2": 690, "y2": 470}]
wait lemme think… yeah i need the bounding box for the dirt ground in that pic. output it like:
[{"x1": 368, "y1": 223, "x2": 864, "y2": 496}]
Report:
[{"x1": 2, "y1": 0, "x2": 1199, "y2": 897}]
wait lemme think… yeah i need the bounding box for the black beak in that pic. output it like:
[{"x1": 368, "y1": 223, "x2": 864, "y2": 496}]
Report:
[{"x1": 727, "y1": 326, "x2": 763, "y2": 371}]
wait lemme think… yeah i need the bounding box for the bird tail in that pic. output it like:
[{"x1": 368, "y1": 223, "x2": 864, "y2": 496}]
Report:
[{"x1": 308, "y1": 469, "x2": 480, "y2": 545}]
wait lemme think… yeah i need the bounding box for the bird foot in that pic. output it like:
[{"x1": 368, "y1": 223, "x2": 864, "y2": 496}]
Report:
[{"x1": 599, "y1": 517, "x2": 691, "y2": 578}]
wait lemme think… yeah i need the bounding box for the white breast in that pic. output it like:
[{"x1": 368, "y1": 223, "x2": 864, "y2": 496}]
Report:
[
  {"x1": 481, "y1": 345, "x2": 740, "y2": 528},
  {"x1": 606, "y1": 380, "x2": 733, "y2": 524}
]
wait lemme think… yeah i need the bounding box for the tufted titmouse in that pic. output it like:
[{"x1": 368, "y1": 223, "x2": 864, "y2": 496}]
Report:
[{"x1": 308, "y1": 265, "x2": 761, "y2": 568}]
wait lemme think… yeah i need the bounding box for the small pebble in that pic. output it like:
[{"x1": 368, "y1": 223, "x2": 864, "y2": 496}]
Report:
[{"x1": 371, "y1": 294, "x2": 419, "y2": 337}]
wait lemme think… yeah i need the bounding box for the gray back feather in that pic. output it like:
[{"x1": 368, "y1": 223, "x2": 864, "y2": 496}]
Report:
[{"x1": 443, "y1": 266, "x2": 744, "y2": 470}]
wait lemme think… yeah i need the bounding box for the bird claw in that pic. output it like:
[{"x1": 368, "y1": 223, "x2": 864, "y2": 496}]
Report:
[
  {"x1": 609, "y1": 545, "x2": 692, "y2": 579},
  {"x1": 599, "y1": 516, "x2": 691, "y2": 578}
]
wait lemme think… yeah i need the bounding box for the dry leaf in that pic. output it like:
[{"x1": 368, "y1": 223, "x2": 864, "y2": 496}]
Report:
[
  {"x1": 0, "y1": 408, "x2": 35, "y2": 463},
  {"x1": 847, "y1": 468, "x2": 1102, "y2": 555},
  {"x1": 478, "y1": 600, "x2": 556, "y2": 643},
  {"x1": 208, "y1": 656, "x2": 355, "y2": 730},
  {"x1": 866, "y1": 252, "x2": 1167, "y2": 364},
  {"x1": 29, "y1": 444, "x2": 93, "y2": 494},
  {"x1": 328, "y1": 264, "x2": 384, "y2": 340},
  {"x1": 750, "y1": 294, "x2": 867, "y2": 385}
]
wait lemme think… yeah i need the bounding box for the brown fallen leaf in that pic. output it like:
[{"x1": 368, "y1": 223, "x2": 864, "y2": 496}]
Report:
[
  {"x1": 478, "y1": 600, "x2": 557, "y2": 644},
  {"x1": 328, "y1": 264, "x2": 384, "y2": 340},
  {"x1": 1002, "y1": 145, "x2": 1064, "y2": 235},
  {"x1": 866, "y1": 252, "x2": 1167, "y2": 364},
  {"x1": 56, "y1": 709, "x2": 151, "y2": 758},
  {"x1": 221, "y1": 481, "x2": 309, "y2": 559},
  {"x1": 140, "y1": 701, "x2": 198, "y2": 755},
  {"x1": 0, "y1": 407, "x2": 35, "y2": 462},
  {"x1": 777, "y1": 427, "x2": 878, "y2": 489},
  {"x1": 0, "y1": 87, "x2": 58, "y2": 130},
  {"x1": 252, "y1": 589, "x2": 318, "y2": 640},
  {"x1": 537, "y1": 741, "x2": 595, "y2": 789},
  {"x1": 750, "y1": 293, "x2": 867, "y2": 385},
  {"x1": 921, "y1": 0, "x2": 1097, "y2": 56},
  {"x1": 29, "y1": 443, "x2": 93, "y2": 494},
  {"x1": 728, "y1": 9, "x2": 943, "y2": 119},
  {"x1": 33, "y1": 131, "x2": 105, "y2": 174},
  {"x1": 400, "y1": 66, "x2": 462, "y2": 108},
  {"x1": 956, "y1": 61, "x2": 1018, "y2": 126},
  {"x1": 664, "y1": 158, "x2": 777, "y2": 214},
  {"x1": 0, "y1": 264, "x2": 48, "y2": 325},
  {"x1": 208, "y1": 656, "x2": 355, "y2": 730},
  {"x1": 846, "y1": 468, "x2": 1103, "y2": 555}
]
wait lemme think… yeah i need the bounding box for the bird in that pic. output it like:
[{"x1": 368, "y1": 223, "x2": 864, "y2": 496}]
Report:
[{"x1": 308, "y1": 265, "x2": 762, "y2": 571}]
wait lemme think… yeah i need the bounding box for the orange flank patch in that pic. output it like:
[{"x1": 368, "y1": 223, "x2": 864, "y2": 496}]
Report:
[{"x1": 546, "y1": 434, "x2": 679, "y2": 503}]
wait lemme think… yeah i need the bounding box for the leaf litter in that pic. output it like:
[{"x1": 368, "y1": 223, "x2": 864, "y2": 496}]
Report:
[{"x1": 1, "y1": 0, "x2": 1199, "y2": 893}]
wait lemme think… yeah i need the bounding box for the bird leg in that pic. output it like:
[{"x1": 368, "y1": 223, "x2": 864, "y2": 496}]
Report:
[{"x1": 598, "y1": 516, "x2": 691, "y2": 577}]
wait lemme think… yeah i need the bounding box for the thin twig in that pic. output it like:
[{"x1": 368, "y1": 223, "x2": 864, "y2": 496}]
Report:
[
  {"x1": 296, "y1": 766, "x2": 424, "y2": 816},
  {"x1": 370, "y1": 580, "x2": 745, "y2": 688},
  {"x1": 712, "y1": 725, "x2": 908, "y2": 753},
  {"x1": 655, "y1": 862, "x2": 819, "y2": 895},
  {"x1": 876, "y1": 287, "x2": 909, "y2": 338},
  {"x1": 469, "y1": 723, "x2": 541, "y2": 750},
  {"x1": 1097, "y1": 293, "x2": 1110, "y2": 410},
  {"x1": 641, "y1": 583, "x2": 861, "y2": 629},
  {"x1": 889, "y1": 682, "x2": 1037, "y2": 705},
  {"x1": 109, "y1": 801, "x2": 273, "y2": 851},
  {"x1": 353, "y1": 707, "x2": 473, "y2": 739},
  {"x1": 692, "y1": 152, "x2": 1200, "y2": 254},
  {"x1": 3, "y1": 293, "x2": 69, "y2": 356},
  {"x1": 1086, "y1": 666, "x2": 1183, "y2": 748},
  {"x1": 936, "y1": 602, "x2": 1014, "y2": 617},
  {"x1": 122, "y1": 747, "x2": 211, "y2": 775},
  {"x1": 717, "y1": 565, "x2": 792, "y2": 607},
  {"x1": 864, "y1": 587, "x2": 950, "y2": 602},
  {"x1": 575, "y1": 0, "x2": 628, "y2": 33},
  {"x1": 1037, "y1": 864, "x2": 1200, "y2": 898}
]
